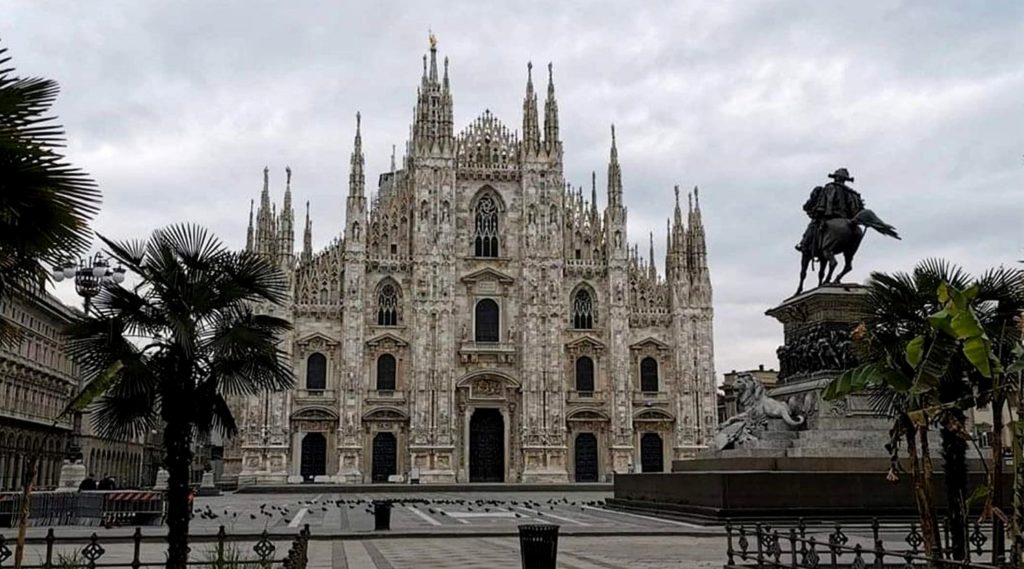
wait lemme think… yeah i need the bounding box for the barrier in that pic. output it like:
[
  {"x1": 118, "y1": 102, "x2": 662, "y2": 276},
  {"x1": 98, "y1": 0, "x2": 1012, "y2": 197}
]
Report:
[
  {"x1": 0, "y1": 491, "x2": 164, "y2": 528},
  {"x1": 98, "y1": 491, "x2": 164, "y2": 526}
]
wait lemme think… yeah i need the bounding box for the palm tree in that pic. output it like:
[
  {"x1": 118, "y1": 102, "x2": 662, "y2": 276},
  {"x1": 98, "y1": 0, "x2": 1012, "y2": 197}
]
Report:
[
  {"x1": 66, "y1": 225, "x2": 293, "y2": 569},
  {"x1": 826, "y1": 259, "x2": 1024, "y2": 561},
  {"x1": 0, "y1": 42, "x2": 101, "y2": 342}
]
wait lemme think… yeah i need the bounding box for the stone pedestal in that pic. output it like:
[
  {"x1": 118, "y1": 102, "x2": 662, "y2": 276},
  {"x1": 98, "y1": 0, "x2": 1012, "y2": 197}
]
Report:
[
  {"x1": 197, "y1": 471, "x2": 221, "y2": 496},
  {"x1": 56, "y1": 461, "x2": 86, "y2": 492},
  {"x1": 153, "y1": 467, "x2": 170, "y2": 490},
  {"x1": 765, "y1": 284, "x2": 871, "y2": 419}
]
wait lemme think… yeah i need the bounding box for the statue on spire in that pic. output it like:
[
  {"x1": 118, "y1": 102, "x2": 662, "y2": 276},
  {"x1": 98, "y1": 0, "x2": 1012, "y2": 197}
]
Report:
[{"x1": 429, "y1": 30, "x2": 437, "y2": 50}]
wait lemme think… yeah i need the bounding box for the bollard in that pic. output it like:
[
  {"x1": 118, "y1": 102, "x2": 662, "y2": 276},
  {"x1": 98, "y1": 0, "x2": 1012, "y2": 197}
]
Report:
[
  {"x1": 373, "y1": 501, "x2": 392, "y2": 531},
  {"x1": 518, "y1": 524, "x2": 559, "y2": 569}
]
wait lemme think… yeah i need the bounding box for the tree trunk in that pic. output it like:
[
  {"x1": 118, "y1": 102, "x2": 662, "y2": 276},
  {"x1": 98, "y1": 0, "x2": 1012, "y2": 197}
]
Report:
[
  {"x1": 919, "y1": 423, "x2": 942, "y2": 562},
  {"x1": 12, "y1": 455, "x2": 37, "y2": 569},
  {"x1": 940, "y1": 421, "x2": 968, "y2": 560},
  {"x1": 991, "y1": 392, "x2": 1005, "y2": 564},
  {"x1": 905, "y1": 415, "x2": 938, "y2": 560},
  {"x1": 1013, "y1": 374, "x2": 1024, "y2": 565},
  {"x1": 164, "y1": 420, "x2": 194, "y2": 569}
]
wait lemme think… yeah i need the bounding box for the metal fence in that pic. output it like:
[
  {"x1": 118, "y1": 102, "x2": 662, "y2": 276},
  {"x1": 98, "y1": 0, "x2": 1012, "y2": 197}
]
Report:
[
  {"x1": 0, "y1": 492, "x2": 164, "y2": 528},
  {"x1": 724, "y1": 518, "x2": 1015, "y2": 569},
  {"x1": 0, "y1": 525, "x2": 309, "y2": 569}
]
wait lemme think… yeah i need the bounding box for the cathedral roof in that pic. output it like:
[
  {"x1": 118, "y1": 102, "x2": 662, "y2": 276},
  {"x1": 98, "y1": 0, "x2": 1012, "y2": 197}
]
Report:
[{"x1": 456, "y1": 110, "x2": 518, "y2": 172}]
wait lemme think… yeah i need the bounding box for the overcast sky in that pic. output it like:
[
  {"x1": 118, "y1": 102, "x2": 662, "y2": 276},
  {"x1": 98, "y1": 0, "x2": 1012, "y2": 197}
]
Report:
[{"x1": 7, "y1": 1, "x2": 1024, "y2": 379}]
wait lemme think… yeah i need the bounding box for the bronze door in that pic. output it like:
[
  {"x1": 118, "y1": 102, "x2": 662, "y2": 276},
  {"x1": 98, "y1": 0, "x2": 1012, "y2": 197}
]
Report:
[
  {"x1": 469, "y1": 409, "x2": 504, "y2": 482},
  {"x1": 574, "y1": 433, "x2": 599, "y2": 482},
  {"x1": 640, "y1": 432, "x2": 663, "y2": 473},
  {"x1": 372, "y1": 432, "x2": 397, "y2": 482},
  {"x1": 300, "y1": 433, "x2": 326, "y2": 482}
]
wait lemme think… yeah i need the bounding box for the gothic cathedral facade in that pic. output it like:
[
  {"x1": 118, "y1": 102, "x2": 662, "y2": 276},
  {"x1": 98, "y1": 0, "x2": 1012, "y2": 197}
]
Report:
[{"x1": 227, "y1": 41, "x2": 716, "y2": 484}]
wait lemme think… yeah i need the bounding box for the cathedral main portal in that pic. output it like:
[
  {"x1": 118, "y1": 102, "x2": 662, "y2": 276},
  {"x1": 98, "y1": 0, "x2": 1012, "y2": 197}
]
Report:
[
  {"x1": 300, "y1": 433, "x2": 326, "y2": 481},
  {"x1": 469, "y1": 408, "x2": 504, "y2": 482},
  {"x1": 372, "y1": 432, "x2": 398, "y2": 482}
]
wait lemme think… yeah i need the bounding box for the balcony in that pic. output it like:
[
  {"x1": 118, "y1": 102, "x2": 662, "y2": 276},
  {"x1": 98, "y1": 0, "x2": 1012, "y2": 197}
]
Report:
[
  {"x1": 632, "y1": 390, "x2": 670, "y2": 407},
  {"x1": 458, "y1": 341, "x2": 516, "y2": 365},
  {"x1": 366, "y1": 390, "x2": 407, "y2": 404},
  {"x1": 294, "y1": 389, "x2": 337, "y2": 404},
  {"x1": 567, "y1": 390, "x2": 608, "y2": 405}
]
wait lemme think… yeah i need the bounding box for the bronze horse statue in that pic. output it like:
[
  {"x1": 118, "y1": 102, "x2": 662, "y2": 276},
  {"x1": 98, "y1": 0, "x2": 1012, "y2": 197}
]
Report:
[{"x1": 796, "y1": 209, "x2": 900, "y2": 295}]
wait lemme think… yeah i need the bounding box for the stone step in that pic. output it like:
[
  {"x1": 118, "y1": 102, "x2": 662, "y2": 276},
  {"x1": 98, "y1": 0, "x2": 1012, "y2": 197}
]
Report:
[
  {"x1": 786, "y1": 447, "x2": 889, "y2": 459},
  {"x1": 811, "y1": 416, "x2": 892, "y2": 431},
  {"x1": 798, "y1": 428, "x2": 891, "y2": 439},
  {"x1": 718, "y1": 448, "x2": 788, "y2": 459},
  {"x1": 738, "y1": 439, "x2": 794, "y2": 450},
  {"x1": 791, "y1": 439, "x2": 888, "y2": 451},
  {"x1": 760, "y1": 431, "x2": 801, "y2": 441}
]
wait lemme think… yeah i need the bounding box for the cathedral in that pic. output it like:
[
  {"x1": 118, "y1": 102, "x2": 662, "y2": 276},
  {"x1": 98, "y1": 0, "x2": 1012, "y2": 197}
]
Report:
[{"x1": 226, "y1": 38, "x2": 716, "y2": 485}]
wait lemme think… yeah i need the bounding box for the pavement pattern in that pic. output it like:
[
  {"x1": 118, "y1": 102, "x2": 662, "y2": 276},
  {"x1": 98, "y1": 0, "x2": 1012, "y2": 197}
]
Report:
[{"x1": 5, "y1": 491, "x2": 727, "y2": 568}]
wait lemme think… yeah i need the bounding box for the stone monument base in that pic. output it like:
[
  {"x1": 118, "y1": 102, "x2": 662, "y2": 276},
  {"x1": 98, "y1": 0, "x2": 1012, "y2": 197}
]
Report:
[
  {"x1": 196, "y1": 472, "x2": 221, "y2": 496},
  {"x1": 609, "y1": 468, "x2": 1008, "y2": 522},
  {"x1": 56, "y1": 461, "x2": 86, "y2": 492}
]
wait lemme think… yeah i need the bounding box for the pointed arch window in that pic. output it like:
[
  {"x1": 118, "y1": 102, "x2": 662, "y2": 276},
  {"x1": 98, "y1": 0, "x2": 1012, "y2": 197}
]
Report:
[
  {"x1": 377, "y1": 282, "x2": 399, "y2": 326},
  {"x1": 640, "y1": 357, "x2": 659, "y2": 392},
  {"x1": 572, "y1": 289, "x2": 595, "y2": 329},
  {"x1": 575, "y1": 356, "x2": 595, "y2": 393},
  {"x1": 474, "y1": 194, "x2": 500, "y2": 257},
  {"x1": 376, "y1": 354, "x2": 396, "y2": 391},
  {"x1": 474, "y1": 299, "x2": 500, "y2": 342},
  {"x1": 306, "y1": 353, "x2": 327, "y2": 391}
]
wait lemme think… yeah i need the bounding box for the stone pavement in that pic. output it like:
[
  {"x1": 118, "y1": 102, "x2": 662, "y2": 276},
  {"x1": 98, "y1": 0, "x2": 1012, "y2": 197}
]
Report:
[
  {"x1": 312, "y1": 535, "x2": 727, "y2": 568},
  {"x1": 5, "y1": 491, "x2": 727, "y2": 568}
]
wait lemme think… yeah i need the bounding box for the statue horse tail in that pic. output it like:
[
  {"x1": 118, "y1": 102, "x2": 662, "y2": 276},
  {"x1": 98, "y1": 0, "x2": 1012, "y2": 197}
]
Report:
[{"x1": 853, "y1": 209, "x2": 901, "y2": 240}]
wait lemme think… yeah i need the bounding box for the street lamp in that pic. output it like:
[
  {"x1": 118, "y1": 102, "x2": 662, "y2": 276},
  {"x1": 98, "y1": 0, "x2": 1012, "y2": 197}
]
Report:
[
  {"x1": 50, "y1": 251, "x2": 126, "y2": 487},
  {"x1": 52, "y1": 252, "x2": 126, "y2": 312}
]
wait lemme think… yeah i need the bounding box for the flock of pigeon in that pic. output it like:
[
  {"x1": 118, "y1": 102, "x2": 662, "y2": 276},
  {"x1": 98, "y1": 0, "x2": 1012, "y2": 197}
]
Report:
[{"x1": 193, "y1": 497, "x2": 608, "y2": 524}]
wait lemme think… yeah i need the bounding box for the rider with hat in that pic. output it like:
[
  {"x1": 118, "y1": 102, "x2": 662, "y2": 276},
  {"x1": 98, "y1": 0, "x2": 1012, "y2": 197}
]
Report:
[{"x1": 796, "y1": 168, "x2": 864, "y2": 254}]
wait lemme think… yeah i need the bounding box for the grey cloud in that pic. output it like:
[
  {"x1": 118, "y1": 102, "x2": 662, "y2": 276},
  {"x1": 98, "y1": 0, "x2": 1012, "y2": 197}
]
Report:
[{"x1": 8, "y1": 0, "x2": 1023, "y2": 379}]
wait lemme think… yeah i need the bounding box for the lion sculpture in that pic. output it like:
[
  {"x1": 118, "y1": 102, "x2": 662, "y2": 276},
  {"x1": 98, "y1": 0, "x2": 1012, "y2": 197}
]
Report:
[{"x1": 713, "y1": 373, "x2": 804, "y2": 451}]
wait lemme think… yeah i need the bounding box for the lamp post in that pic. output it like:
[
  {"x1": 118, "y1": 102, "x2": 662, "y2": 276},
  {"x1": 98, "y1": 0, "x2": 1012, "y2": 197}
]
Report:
[
  {"x1": 52, "y1": 252, "x2": 126, "y2": 312},
  {"x1": 50, "y1": 252, "x2": 126, "y2": 487}
]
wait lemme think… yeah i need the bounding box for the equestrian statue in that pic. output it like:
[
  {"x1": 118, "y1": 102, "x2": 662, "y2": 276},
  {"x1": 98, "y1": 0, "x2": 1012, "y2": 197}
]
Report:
[{"x1": 795, "y1": 168, "x2": 900, "y2": 295}]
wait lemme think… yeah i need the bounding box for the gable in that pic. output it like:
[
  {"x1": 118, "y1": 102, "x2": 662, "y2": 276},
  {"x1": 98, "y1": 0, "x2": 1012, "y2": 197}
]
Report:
[
  {"x1": 460, "y1": 267, "x2": 515, "y2": 285},
  {"x1": 365, "y1": 332, "x2": 409, "y2": 348},
  {"x1": 629, "y1": 336, "x2": 671, "y2": 351}
]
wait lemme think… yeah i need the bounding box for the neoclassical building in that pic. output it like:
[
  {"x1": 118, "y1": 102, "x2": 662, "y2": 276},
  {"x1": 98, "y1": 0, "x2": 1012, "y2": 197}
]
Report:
[
  {"x1": 227, "y1": 39, "x2": 716, "y2": 484},
  {"x1": 0, "y1": 288, "x2": 158, "y2": 491}
]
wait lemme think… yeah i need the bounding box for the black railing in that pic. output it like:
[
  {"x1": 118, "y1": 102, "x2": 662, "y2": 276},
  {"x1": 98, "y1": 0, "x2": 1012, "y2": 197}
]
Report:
[
  {"x1": 725, "y1": 518, "x2": 1016, "y2": 569},
  {"x1": 0, "y1": 525, "x2": 309, "y2": 569}
]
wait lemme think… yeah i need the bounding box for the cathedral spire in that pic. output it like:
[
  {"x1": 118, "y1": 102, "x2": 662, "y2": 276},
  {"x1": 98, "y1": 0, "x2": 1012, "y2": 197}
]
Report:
[
  {"x1": 673, "y1": 184, "x2": 683, "y2": 231},
  {"x1": 522, "y1": 62, "x2": 540, "y2": 150},
  {"x1": 279, "y1": 166, "x2": 295, "y2": 264},
  {"x1": 245, "y1": 199, "x2": 254, "y2": 252},
  {"x1": 688, "y1": 186, "x2": 707, "y2": 263},
  {"x1": 649, "y1": 231, "x2": 657, "y2": 279},
  {"x1": 607, "y1": 124, "x2": 622, "y2": 209},
  {"x1": 349, "y1": 112, "x2": 365, "y2": 197},
  {"x1": 412, "y1": 35, "x2": 454, "y2": 153},
  {"x1": 543, "y1": 62, "x2": 559, "y2": 145},
  {"x1": 302, "y1": 200, "x2": 312, "y2": 264},
  {"x1": 590, "y1": 171, "x2": 598, "y2": 218},
  {"x1": 260, "y1": 165, "x2": 271, "y2": 210},
  {"x1": 255, "y1": 166, "x2": 275, "y2": 259},
  {"x1": 428, "y1": 31, "x2": 439, "y2": 83},
  {"x1": 283, "y1": 166, "x2": 293, "y2": 211}
]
